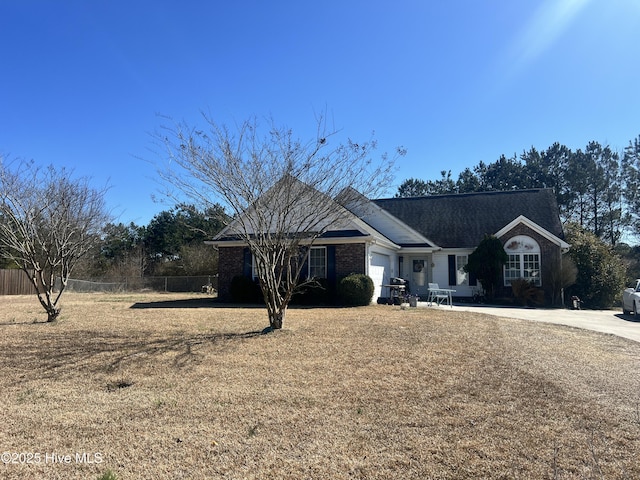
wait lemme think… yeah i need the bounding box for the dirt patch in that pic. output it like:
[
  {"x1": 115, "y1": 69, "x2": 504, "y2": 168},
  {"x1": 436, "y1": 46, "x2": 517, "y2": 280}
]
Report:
[{"x1": 1, "y1": 292, "x2": 639, "y2": 479}]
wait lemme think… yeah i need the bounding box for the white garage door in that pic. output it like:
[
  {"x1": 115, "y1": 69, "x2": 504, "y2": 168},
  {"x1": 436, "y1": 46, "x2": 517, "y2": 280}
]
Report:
[{"x1": 369, "y1": 252, "x2": 391, "y2": 303}]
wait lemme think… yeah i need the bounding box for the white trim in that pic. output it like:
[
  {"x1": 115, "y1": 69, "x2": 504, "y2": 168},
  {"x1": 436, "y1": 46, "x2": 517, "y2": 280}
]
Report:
[
  {"x1": 504, "y1": 252, "x2": 542, "y2": 287},
  {"x1": 209, "y1": 208, "x2": 401, "y2": 252},
  {"x1": 308, "y1": 246, "x2": 327, "y2": 279},
  {"x1": 361, "y1": 201, "x2": 441, "y2": 248},
  {"x1": 454, "y1": 254, "x2": 470, "y2": 287},
  {"x1": 340, "y1": 188, "x2": 441, "y2": 248},
  {"x1": 210, "y1": 180, "x2": 401, "y2": 251},
  {"x1": 437, "y1": 247, "x2": 473, "y2": 254},
  {"x1": 248, "y1": 245, "x2": 329, "y2": 280},
  {"x1": 503, "y1": 234, "x2": 542, "y2": 286},
  {"x1": 395, "y1": 246, "x2": 441, "y2": 254},
  {"x1": 495, "y1": 215, "x2": 570, "y2": 251},
  {"x1": 207, "y1": 234, "x2": 379, "y2": 248}
]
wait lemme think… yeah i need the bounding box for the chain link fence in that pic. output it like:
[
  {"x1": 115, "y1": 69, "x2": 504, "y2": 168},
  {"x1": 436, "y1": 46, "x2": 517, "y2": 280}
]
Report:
[{"x1": 60, "y1": 275, "x2": 218, "y2": 294}]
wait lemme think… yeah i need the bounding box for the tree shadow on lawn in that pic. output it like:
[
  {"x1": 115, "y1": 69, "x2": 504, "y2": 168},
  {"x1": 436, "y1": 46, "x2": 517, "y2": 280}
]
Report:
[
  {"x1": 129, "y1": 298, "x2": 338, "y2": 311},
  {"x1": 129, "y1": 297, "x2": 350, "y2": 310},
  {"x1": 0, "y1": 299, "x2": 264, "y2": 324},
  {"x1": 1, "y1": 327, "x2": 272, "y2": 379},
  {"x1": 129, "y1": 297, "x2": 266, "y2": 310},
  {"x1": 103, "y1": 328, "x2": 272, "y2": 372}
]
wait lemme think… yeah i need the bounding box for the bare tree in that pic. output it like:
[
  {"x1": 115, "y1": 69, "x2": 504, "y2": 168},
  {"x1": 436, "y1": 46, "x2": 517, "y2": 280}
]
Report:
[
  {"x1": 156, "y1": 114, "x2": 404, "y2": 329},
  {"x1": 0, "y1": 159, "x2": 111, "y2": 322}
]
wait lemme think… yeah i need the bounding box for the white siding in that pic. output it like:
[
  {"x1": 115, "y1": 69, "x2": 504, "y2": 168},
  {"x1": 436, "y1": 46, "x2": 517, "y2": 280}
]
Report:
[
  {"x1": 369, "y1": 251, "x2": 392, "y2": 303},
  {"x1": 431, "y1": 251, "x2": 450, "y2": 288},
  {"x1": 432, "y1": 250, "x2": 476, "y2": 298},
  {"x1": 347, "y1": 200, "x2": 428, "y2": 246},
  {"x1": 367, "y1": 243, "x2": 401, "y2": 303}
]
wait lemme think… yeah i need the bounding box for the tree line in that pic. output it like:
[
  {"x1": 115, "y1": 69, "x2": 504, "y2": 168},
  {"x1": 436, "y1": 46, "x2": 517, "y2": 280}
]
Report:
[
  {"x1": 397, "y1": 135, "x2": 640, "y2": 246},
  {"x1": 3, "y1": 124, "x2": 636, "y2": 322},
  {"x1": 2, "y1": 110, "x2": 399, "y2": 328},
  {"x1": 0, "y1": 158, "x2": 226, "y2": 321},
  {"x1": 0, "y1": 163, "x2": 226, "y2": 281},
  {"x1": 73, "y1": 203, "x2": 227, "y2": 280}
]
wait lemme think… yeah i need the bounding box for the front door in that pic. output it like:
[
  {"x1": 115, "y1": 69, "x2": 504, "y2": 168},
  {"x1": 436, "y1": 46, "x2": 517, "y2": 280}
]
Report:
[{"x1": 402, "y1": 256, "x2": 430, "y2": 298}]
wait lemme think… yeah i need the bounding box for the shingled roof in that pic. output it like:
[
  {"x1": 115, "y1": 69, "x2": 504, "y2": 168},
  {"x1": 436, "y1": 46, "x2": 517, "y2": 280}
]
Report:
[{"x1": 372, "y1": 189, "x2": 564, "y2": 248}]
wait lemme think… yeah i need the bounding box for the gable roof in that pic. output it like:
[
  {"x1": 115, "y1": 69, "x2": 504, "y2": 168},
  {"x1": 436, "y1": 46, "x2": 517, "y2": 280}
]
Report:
[
  {"x1": 338, "y1": 187, "x2": 437, "y2": 248},
  {"x1": 496, "y1": 215, "x2": 570, "y2": 250},
  {"x1": 210, "y1": 176, "x2": 400, "y2": 249},
  {"x1": 372, "y1": 189, "x2": 565, "y2": 248}
]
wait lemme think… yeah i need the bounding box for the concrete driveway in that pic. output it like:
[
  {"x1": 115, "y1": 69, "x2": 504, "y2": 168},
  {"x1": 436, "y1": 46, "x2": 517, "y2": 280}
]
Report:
[{"x1": 421, "y1": 303, "x2": 640, "y2": 343}]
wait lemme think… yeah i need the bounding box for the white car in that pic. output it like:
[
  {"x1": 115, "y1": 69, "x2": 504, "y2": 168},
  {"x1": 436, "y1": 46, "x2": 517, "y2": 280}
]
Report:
[{"x1": 622, "y1": 279, "x2": 640, "y2": 316}]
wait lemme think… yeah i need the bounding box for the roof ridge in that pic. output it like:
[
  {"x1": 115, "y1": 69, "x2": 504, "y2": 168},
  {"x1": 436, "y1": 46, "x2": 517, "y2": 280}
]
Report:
[
  {"x1": 376, "y1": 188, "x2": 552, "y2": 202},
  {"x1": 371, "y1": 188, "x2": 563, "y2": 248}
]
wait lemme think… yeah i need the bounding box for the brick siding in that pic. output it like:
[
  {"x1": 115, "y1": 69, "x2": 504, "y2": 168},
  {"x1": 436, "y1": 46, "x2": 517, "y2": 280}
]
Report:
[
  {"x1": 335, "y1": 243, "x2": 366, "y2": 278},
  {"x1": 217, "y1": 242, "x2": 368, "y2": 301},
  {"x1": 498, "y1": 224, "x2": 563, "y2": 303},
  {"x1": 217, "y1": 246, "x2": 245, "y2": 301}
]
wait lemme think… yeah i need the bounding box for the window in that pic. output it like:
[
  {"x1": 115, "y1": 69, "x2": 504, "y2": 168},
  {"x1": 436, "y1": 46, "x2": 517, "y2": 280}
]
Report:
[
  {"x1": 456, "y1": 255, "x2": 469, "y2": 286},
  {"x1": 251, "y1": 252, "x2": 259, "y2": 280},
  {"x1": 505, "y1": 254, "x2": 521, "y2": 284},
  {"x1": 251, "y1": 247, "x2": 328, "y2": 280},
  {"x1": 449, "y1": 254, "x2": 476, "y2": 287},
  {"x1": 504, "y1": 236, "x2": 541, "y2": 286},
  {"x1": 308, "y1": 247, "x2": 327, "y2": 279}
]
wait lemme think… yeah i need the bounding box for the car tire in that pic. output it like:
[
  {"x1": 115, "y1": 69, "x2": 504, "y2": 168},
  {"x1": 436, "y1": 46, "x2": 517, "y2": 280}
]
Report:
[
  {"x1": 634, "y1": 302, "x2": 639, "y2": 318},
  {"x1": 623, "y1": 303, "x2": 630, "y2": 315}
]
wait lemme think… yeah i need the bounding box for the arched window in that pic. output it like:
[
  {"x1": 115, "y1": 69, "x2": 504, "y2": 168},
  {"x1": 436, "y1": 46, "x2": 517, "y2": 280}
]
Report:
[{"x1": 504, "y1": 235, "x2": 541, "y2": 286}]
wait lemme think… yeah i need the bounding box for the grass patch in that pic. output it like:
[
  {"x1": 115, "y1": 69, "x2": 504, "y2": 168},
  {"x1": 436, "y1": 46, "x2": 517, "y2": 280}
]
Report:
[
  {"x1": 97, "y1": 470, "x2": 118, "y2": 480},
  {"x1": 0, "y1": 292, "x2": 639, "y2": 478}
]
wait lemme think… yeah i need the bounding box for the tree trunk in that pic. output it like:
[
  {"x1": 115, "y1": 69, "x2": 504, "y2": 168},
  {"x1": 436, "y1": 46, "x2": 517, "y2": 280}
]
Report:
[
  {"x1": 46, "y1": 308, "x2": 61, "y2": 323},
  {"x1": 269, "y1": 310, "x2": 284, "y2": 330},
  {"x1": 262, "y1": 281, "x2": 288, "y2": 330},
  {"x1": 30, "y1": 274, "x2": 62, "y2": 323}
]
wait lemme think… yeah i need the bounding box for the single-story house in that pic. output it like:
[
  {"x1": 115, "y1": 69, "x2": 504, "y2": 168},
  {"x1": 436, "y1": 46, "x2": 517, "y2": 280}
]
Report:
[{"x1": 211, "y1": 186, "x2": 569, "y2": 304}]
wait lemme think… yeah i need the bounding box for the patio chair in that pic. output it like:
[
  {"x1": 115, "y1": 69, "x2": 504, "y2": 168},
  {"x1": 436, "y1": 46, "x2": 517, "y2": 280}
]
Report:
[{"x1": 427, "y1": 283, "x2": 452, "y2": 307}]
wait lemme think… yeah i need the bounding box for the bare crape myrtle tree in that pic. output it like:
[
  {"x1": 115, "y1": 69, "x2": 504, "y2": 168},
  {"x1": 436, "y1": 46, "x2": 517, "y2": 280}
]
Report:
[
  {"x1": 0, "y1": 159, "x2": 111, "y2": 322},
  {"x1": 156, "y1": 114, "x2": 405, "y2": 330}
]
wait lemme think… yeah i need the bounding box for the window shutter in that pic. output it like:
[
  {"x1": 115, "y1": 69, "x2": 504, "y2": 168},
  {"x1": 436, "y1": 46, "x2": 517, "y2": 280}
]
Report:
[
  {"x1": 327, "y1": 245, "x2": 336, "y2": 282},
  {"x1": 301, "y1": 247, "x2": 309, "y2": 279},
  {"x1": 448, "y1": 255, "x2": 456, "y2": 286},
  {"x1": 243, "y1": 248, "x2": 252, "y2": 278}
]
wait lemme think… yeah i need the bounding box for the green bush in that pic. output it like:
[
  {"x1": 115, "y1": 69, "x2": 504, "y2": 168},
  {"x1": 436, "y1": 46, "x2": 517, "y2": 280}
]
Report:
[
  {"x1": 464, "y1": 234, "x2": 508, "y2": 301},
  {"x1": 337, "y1": 273, "x2": 374, "y2": 306},
  {"x1": 565, "y1": 223, "x2": 626, "y2": 308},
  {"x1": 229, "y1": 275, "x2": 262, "y2": 303}
]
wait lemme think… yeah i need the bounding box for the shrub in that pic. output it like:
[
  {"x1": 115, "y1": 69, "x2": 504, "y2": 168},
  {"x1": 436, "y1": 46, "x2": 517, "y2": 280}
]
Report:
[
  {"x1": 229, "y1": 275, "x2": 262, "y2": 303},
  {"x1": 510, "y1": 279, "x2": 544, "y2": 306},
  {"x1": 565, "y1": 224, "x2": 626, "y2": 308},
  {"x1": 464, "y1": 234, "x2": 508, "y2": 301},
  {"x1": 337, "y1": 273, "x2": 374, "y2": 306}
]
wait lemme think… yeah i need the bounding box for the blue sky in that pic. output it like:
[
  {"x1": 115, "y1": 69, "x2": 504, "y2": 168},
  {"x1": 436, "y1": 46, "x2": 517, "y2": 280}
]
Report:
[{"x1": 1, "y1": 0, "x2": 639, "y2": 225}]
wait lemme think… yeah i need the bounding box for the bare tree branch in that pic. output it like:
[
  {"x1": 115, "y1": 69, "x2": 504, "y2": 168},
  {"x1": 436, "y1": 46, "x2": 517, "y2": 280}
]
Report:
[
  {"x1": 0, "y1": 158, "x2": 111, "y2": 321},
  {"x1": 154, "y1": 113, "x2": 404, "y2": 329}
]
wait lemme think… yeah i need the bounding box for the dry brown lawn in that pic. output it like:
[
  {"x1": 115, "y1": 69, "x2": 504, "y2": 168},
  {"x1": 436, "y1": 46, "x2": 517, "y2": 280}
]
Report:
[{"x1": 1, "y1": 292, "x2": 639, "y2": 480}]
